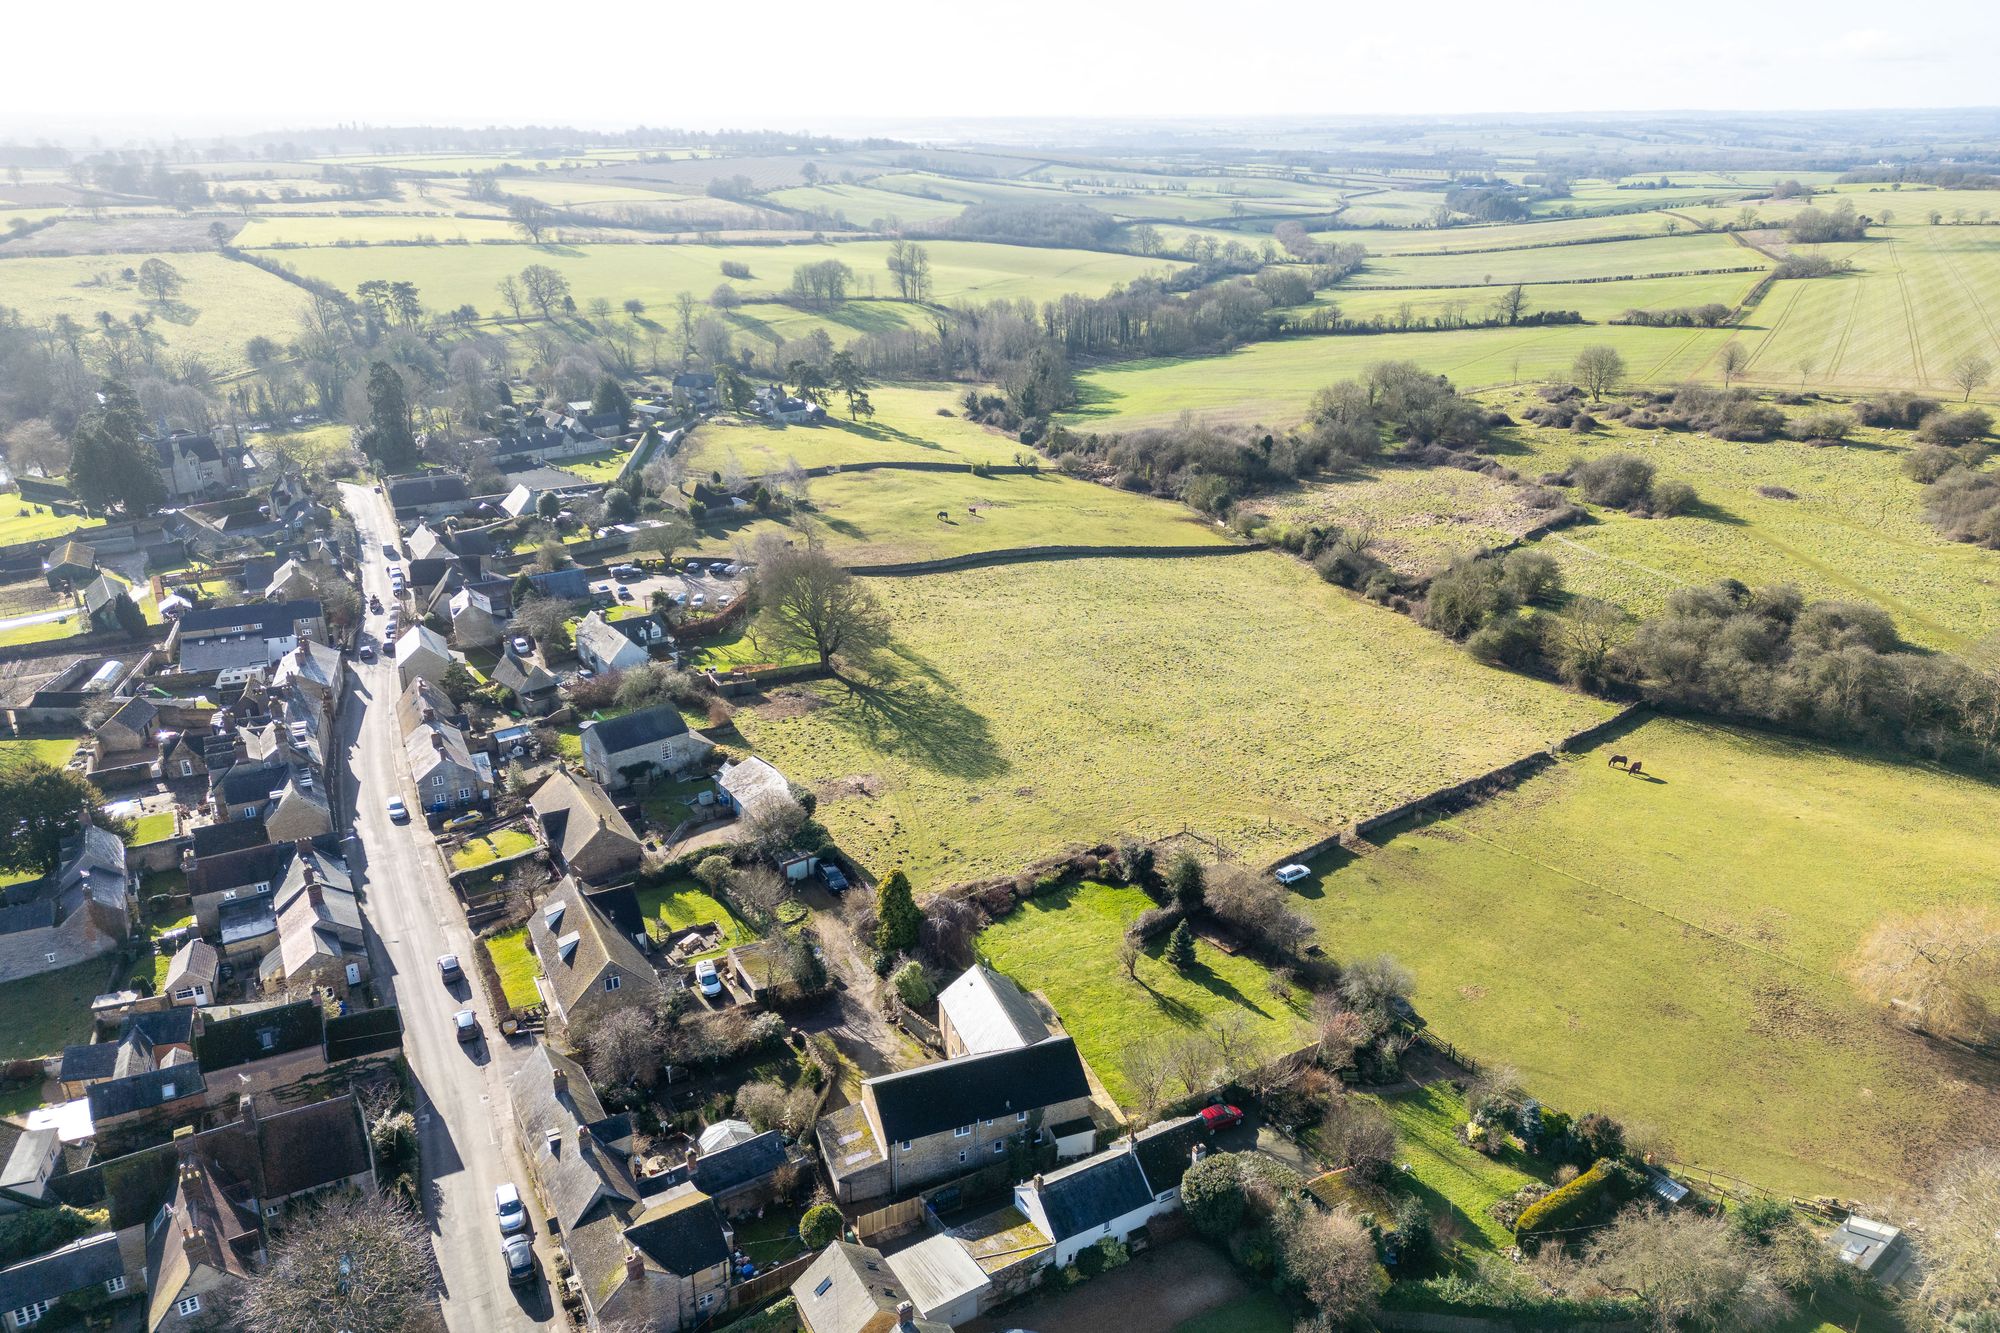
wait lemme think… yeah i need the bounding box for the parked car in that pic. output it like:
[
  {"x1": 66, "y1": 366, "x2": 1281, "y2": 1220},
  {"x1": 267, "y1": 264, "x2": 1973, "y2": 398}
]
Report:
[
  {"x1": 691, "y1": 593, "x2": 706, "y2": 609},
  {"x1": 819, "y1": 863, "x2": 849, "y2": 893},
  {"x1": 494, "y1": 1182, "x2": 527, "y2": 1235},
  {"x1": 382, "y1": 543, "x2": 397, "y2": 558},
  {"x1": 502, "y1": 1234, "x2": 535, "y2": 1287},
  {"x1": 1274, "y1": 864, "x2": 1310, "y2": 885},
  {"x1": 1199, "y1": 1103, "x2": 1245, "y2": 1132},
  {"x1": 437, "y1": 954, "x2": 462, "y2": 983},
  {"x1": 357, "y1": 644, "x2": 376, "y2": 663},
  {"x1": 694, "y1": 959, "x2": 722, "y2": 998},
  {"x1": 511, "y1": 636, "x2": 532, "y2": 654},
  {"x1": 454, "y1": 1008, "x2": 480, "y2": 1043},
  {"x1": 386, "y1": 797, "x2": 408, "y2": 822},
  {"x1": 616, "y1": 585, "x2": 632, "y2": 600},
  {"x1": 442, "y1": 812, "x2": 483, "y2": 832},
  {"x1": 612, "y1": 564, "x2": 641, "y2": 580}
]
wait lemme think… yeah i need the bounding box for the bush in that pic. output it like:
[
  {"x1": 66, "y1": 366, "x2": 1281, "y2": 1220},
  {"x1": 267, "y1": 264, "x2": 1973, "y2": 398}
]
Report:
[
  {"x1": 0, "y1": 1205, "x2": 107, "y2": 1267},
  {"x1": 1467, "y1": 612, "x2": 1544, "y2": 667},
  {"x1": 1647, "y1": 478, "x2": 1698, "y2": 517},
  {"x1": 1513, "y1": 1158, "x2": 1632, "y2": 1245},
  {"x1": 1903, "y1": 444, "x2": 1964, "y2": 483},
  {"x1": 1165, "y1": 920, "x2": 1196, "y2": 970},
  {"x1": 1856, "y1": 392, "x2": 1940, "y2": 429},
  {"x1": 799, "y1": 1202, "x2": 842, "y2": 1249},
  {"x1": 1916, "y1": 406, "x2": 1993, "y2": 446},
  {"x1": 1181, "y1": 1153, "x2": 1249, "y2": 1240},
  {"x1": 891, "y1": 959, "x2": 934, "y2": 1009},
  {"x1": 1571, "y1": 453, "x2": 1654, "y2": 508}
]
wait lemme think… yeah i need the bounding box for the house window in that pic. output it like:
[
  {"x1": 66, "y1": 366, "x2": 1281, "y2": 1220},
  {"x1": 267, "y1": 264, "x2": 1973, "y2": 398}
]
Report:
[
  {"x1": 953, "y1": 1125, "x2": 972, "y2": 1138},
  {"x1": 44, "y1": 953, "x2": 55, "y2": 964},
  {"x1": 698, "y1": 1293, "x2": 715, "y2": 1310},
  {"x1": 457, "y1": 788, "x2": 470, "y2": 801},
  {"x1": 957, "y1": 1150, "x2": 967, "y2": 1164},
  {"x1": 176, "y1": 1296, "x2": 203, "y2": 1317},
  {"x1": 1017, "y1": 1111, "x2": 1029, "y2": 1123},
  {"x1": 253, "y1": 882, "x2": 270, "y2": 893},
  {"x1": 176, "y1": 988, "x2": 198, "y2": 1001},
  {"x1": 180, "y1": 760, "x2": 194, "y2": 777},
  {"x1": 431, "y1": 775, "x2": 444, "y2": 787},
  {"x1": 604, "y1": 975, "x2": 621, "y2": 992},
  {"x1": 12, "y1": 1300, "x2": 52, "y2": 1325},
  {"x1": 813, "y1": 1277, "x2": 833, "y2": 1297},
  {"x1": 994, "y1": 1142, "x2": 1007, "y2": 1155},
  {"x1": 897, "y1": 1140, "x2": 910, "y2": 1153},
  {"x1": 105, "y1": 1276, "x2": 127, "y2": 1294}
]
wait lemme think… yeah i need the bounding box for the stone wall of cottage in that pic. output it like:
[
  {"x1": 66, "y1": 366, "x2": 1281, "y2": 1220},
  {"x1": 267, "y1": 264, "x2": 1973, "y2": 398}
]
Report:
[{"x1": 884, "y1": 1093, "x2": 1094, "y2": 1193}]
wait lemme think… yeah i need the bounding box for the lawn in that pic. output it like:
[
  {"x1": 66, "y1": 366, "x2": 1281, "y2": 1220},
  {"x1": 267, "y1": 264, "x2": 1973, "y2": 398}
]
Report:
[
  {"x1": 729, "y1": 553, "x2": 1610, "y2": 889},
  {"x1": 631, "y1": 879, "x2": 756, "y2": 954},
  {"x1": 0, "y1": 505, "x2": 96, "y2": 547},
  {"x1": 131, "y1": 811, "x2": 176, "y2": 844},
  {"x1": 0, "y1": 736, "x2": 81, "y2": 767},
  {"x1": 451, "y1": 827, "x2": 538, "y2": 870},
  {"x1": 1288, "y1": 714, "x2": 2000, "y2": 1198},
  {"x1": 1490, "y1": 390, "x2": 2000, "y2": 651},
  {"x1": 1368, "y1": 1083, "x2": 1547, "y2": 1251},
  {"x1": 0, "y1": 611, "x2": 81, "y2": 648},
  {"x1": 482, "y1": 926, "x2": 542, "y2": 1012},
  {"x1": 0, "y1": 960, "x2": 108, "y2": 1062},
  {"x1": 978, "y1": 880, "x2": 1316, "y2": 1107},
  {"x1": 557, "y1": 448, "x2": 635, "y2": 484}
]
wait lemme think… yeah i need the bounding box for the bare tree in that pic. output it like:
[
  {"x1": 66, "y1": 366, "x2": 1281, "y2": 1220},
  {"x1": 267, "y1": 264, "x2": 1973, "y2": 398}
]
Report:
[
  {"x1": 1851, "y1": 905, "x2": 2000, "y2": 1044},
  {"x1": 750, "y1": 530, "x2": 890, "y2": 674},
  {"x1": 1572, "y1": 345, "x2": 1625, "y2": 402},
  {"x1": 1121, "y1": 1036, "x2": 1171, "y2": 1120},
  {"x1": 1911, "y1": 1148, "x2": 2000, "y2": 1323},
  {"x1": 1165, "y1": 1030, "x2": 1218, "y2": 1099},
  {"x1": 1583, "y1": 1209, "x2": 1791, "y2": 1333},
  {"x1": 1948, "y1": 351, "x2": 1993, "y2": 402},
  {"x1": 1795, "y1": 355, "x2": 1816, "y2": 391},
  {"x1": 580, "y1": 1007, "x2": 664, "y2": 1088},
  {"x1": 239, "y1": 1191, "x2": 438, "y2": 1333},
  {"x1": 1318, "y1": 1095, "x2": 1398, "y2": 1180},
  {"x1": 495, "y1": 275, "x2": 525, "y2": 322},
  {"x1": 1274, "y1": 1196, "x2": 1379, "y2": 1327},
  {"x1": 1717, "y1": 341, "x2": 1748, "y2": 388},
  {"x1": 1117, "y1": 937, "x2": 1140, "y2": 981},
  {"x1": 730, "y1": 865, "x2": 792, "y2": 924}
]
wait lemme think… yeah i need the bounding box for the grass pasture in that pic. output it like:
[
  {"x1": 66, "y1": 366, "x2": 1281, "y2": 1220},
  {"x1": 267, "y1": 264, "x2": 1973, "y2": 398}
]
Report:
[
  {"x1": 0, "y1": 504, "x2": 94, "y2": 547},
  {"x1": 1291, "y1": 714, "x2": 2000, "y2": 1197},
  {"x1": 977, "y1": 880, "x2": 1315, "y2": 1106},
  {"x1": 1345, "y1": 231, "x2": 1763, "y2": 288},
  {"x1": 1324, "y1": 270, "x2": 1767, "y2": 326},
  {"x1": 680, "y1": 384, "x2": 1022, "y2": 474},
  {"x1": 1239, "y1": 463, "x2": 1556, "y2": 578},
  {"x1": 729, "y1": 553, "x2": 1610, "y2": 888}
]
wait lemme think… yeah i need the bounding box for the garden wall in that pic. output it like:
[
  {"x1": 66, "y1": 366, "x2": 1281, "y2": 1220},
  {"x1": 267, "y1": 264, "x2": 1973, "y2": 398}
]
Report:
[{"x1": 848, "y1": 542, "x2": 1265, "y2": 578}]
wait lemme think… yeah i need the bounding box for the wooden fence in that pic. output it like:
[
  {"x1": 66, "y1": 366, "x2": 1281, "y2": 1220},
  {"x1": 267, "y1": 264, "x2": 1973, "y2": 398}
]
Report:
[
  {"x1": 727, "y1": 1252, "x2": 815, "y2": 1312},
  {"x1": 853, "y1": 1197, "x2": 925, "y2": 1244}
]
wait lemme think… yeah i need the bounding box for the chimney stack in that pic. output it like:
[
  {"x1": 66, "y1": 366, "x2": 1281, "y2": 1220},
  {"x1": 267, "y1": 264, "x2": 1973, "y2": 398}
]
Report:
[
  {"x1": 896, "y1": 1302, "x2": 915, "y2": 1328},
  {"x1": 432, "y1": 733, "x2": 446, "y2": 752},
  {"x1": 623, "y1": 1250, "x2": 644, "y2": 1281},
  {"x1": 551, "y1": 1066, "x2": 567, "y2": 1096},
  {"x1": 1032, "y1": 1173, "x2": 1044, "y2": 1191},
  {"x1": 576, "y1": 1123, "x2": 593, "y2": 1154},
  {"x1": 684, "y1": 1145, "x2": 700, "y2": 1171},
  {"x1": 240, "y1": 1094, "x2": 258, "y2": 1125}
]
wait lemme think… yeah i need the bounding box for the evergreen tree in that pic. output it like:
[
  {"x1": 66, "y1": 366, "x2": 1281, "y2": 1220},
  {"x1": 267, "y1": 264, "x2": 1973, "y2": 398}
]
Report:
[
  {"x1": 591, "y1": 375, "x2": 632, "y2": 424},
  {"x1": 0, "y1": 759, "x2": 103, "y2": 874},
  {"x1": 112, "y1": 590, "x2": 148, "y2": 639},
  {"x1": 68, "y1": 379, "x2": 166, "y2": 515},
  {"x1": 358, "y1": 361, "x2": 416, "y2": 468},
  {"x1": 1167, "y1": 852, "x2": 1206, "y2": 911},
  {"x1": 873, "y1": 870, "x2": 922, "y2": 955},
  {"x1": 1165, "y1": 920, "x2": 1197, "y2": 971}
]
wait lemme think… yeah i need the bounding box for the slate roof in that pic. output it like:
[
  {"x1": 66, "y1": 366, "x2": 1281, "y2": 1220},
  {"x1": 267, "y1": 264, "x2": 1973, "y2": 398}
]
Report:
[
  {"x1": 86, "y1": 1063, "x2": 204, "y2": 1120},
  {"x1": 104, "y1": 695, "x2": 159, "y2": 737},
  {"x1": 1032, "y1": 1148, "x2": 1154, "y2": 1242},
  {"x1": 509, "y1": 1046, "x2": 637, "y2": 1235},
  {"x1": 0, "y1": 1231, "x2": 124, "y2": 1313},
  {"x1": 59, "y1": 1040, "x2": 123, "y2": 1084},
  {"x1": 176, "y1": 598, "x2": 322, "y2": 639},
  {"x1": 189, "y1": 817, "x2": 269, "y2": 858},
  {"x1": 585, "y1": 704, "x2": 688, "y2": 755},
  {"x1": 867, "y1": 1037, "x2": 1090, "y2": 1145},
  {"x1": 624, "y1": 1185, "x2": 731, "y2": 1277},
  {"x1": 164, "y1": 938, "x2": 219, "y2": 993},
  {"x1": 573, "y1": 612, "x2": 646, "y2": 668},
  {"x1": 937, "y1": 965, "x2": 1051, "y2": 1056},
  {"x1": 526, "y1": 875, "x2": 654, "y2": 1017},
  {"x1": 123, "y1": 1007, "x2": 196, "y2": 1048},
  {"x1": 691, "y1": 1130, "x2": 788, "y2": 1198},
  {"x1": 194, "y1": 1000, "x2": 324, "y2": 1072},
  {"x1": 150, "y1": 432, "x2": 221, "y2": 463},
  {"x1": 188, "y1": 841, "x2": 291, "y2": 897},
  {"x1": 215, "y1": 759, "x2": 290, "y2": 807},
  {"x1": 81, "y1": 573, "x2": 127, "y2": 616},
  {"x1": 1132, "y1": 1115, "x2": 1207, "y2": 1195},
  {"x1": 387, "y1": 474, "x2": 470, "y2": 508},
  {"x1": 530, "y1": 771, "x2": 643, "y2": 879},
  {"x1": 44, "y1": 538, "x2": 97, "y2": 573},
  {"x1": 793, "y1": 1241, "x2": 953, "y2": 1333},
  {"x1": 254, "y1": 1096, "x2": 371, "y2": 1198},
  {"x1": 490, "y1": 649, "x2": 557, "y2": 696}
]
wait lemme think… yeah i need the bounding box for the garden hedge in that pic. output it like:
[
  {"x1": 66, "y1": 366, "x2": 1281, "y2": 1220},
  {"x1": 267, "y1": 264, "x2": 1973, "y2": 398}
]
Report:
[{"x1": 1513, "y1": 1157, "x2": 1628, "y2": 1243}]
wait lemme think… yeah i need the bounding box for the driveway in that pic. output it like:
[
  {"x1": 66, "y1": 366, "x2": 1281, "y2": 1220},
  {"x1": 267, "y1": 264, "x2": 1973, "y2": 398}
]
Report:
[
  {"x1": 959, "y1": 1237, "x2": 1247, "y2": 1333},
  {"x1": 339, "y1": 483, "x2": 556, "y2": 1332}
]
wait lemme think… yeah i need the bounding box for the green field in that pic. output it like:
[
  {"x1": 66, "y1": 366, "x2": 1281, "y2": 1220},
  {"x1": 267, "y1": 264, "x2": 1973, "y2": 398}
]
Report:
[
  {"x1": 231, "y1": 214, "x2": 575, "y2": 246},
  {"x1": 0, "y1": 505, "x2": 97, "y2": 547},
  {"x1": 1345, "y1": 231, "x2": 1762, "y2": 288},
  {"x1": 482, "y1": 926, "x2": 542, "y2": 1011},
  {"x1": 1488, "y1": 392, "x2": 2000, "y2": 650},
  {"x1": 0, "y1": 251, "x2": 311, "y2": 372},
  {"x1": 0, "y1": 960, "x2": 107, "y2": 1061},
  {"x1": 978, "y1": 880, "x2": 1315, "y2": 1106},
  {"x1": 729, "y1": 553, "x2": 1610, "y2": 888},
  {"x1": 0, "y1": 736, "x2": 82, "y2": 767},
  {"x1": 1066, "y1": 324, "x2": 1732, "y2": 430},
  {"x1": 1325, "y1": 270, "x2": 1767, "y2": 326},
  {"x1": 1367, "y1": 211, "x2": 1687, "y2": 255},
  {"x1": 682, "y1": 384, "x2": 1023, "y2": 474},
  {"x1": 263, "y1": 237, "x2": 1185, "y2": 317},
  {"x1": 1289, "y1": 715, "x2": 2000, "y2": 1197},
  {"x1": 1240, "y1": 463, "x2": 1553, "y2": 578}
]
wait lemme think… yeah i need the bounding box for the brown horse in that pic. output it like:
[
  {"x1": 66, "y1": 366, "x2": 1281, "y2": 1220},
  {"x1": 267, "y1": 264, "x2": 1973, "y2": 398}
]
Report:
[
  {"x1": 1607, "y1": 754, "x2": 1628, "y2": 768},
  {"x1": 1627, "y1": 760, "x2": 1644, "y2": 777}
]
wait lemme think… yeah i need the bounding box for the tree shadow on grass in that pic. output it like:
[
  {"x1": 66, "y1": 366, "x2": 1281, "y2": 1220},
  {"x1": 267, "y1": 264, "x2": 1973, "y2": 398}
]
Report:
[
  {"x1": 830, "y1": 648, "x2": 1006, "y2": 780},
  {"x1": 1180, "y1": 959, "x2": 1273, "y2": 1019}
]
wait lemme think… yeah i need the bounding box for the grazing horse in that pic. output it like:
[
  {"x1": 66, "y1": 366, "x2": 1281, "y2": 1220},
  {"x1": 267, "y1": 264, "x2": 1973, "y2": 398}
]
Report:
[
  {"x1": 936, "y1": 510, "x2": 949, "y2": 522},
  {"x1": 1627, "y1": 760, "x2": 1644, "y2": 777},
  {"x1": 1607, "y1": 754, "x2": 1628, "y2": 768}
]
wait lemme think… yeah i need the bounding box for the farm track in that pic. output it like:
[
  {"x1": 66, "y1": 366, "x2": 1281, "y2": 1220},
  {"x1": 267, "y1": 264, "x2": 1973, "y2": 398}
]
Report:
[{"x1": 1888, "y1": 237, "x2": 1929, "y2": 385}]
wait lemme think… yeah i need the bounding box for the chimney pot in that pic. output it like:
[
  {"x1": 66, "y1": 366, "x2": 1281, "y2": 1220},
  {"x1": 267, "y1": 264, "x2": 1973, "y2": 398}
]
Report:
[
  {"x1": 623, "y1": 1249, "x2": 644, "y2": 1280},
  {"x1": 551, "y1": 1067, "x2": 567, "y2": 1094},
  {"x1": 896, "y1": 1302, "x2": 914, "y2": 1324}
]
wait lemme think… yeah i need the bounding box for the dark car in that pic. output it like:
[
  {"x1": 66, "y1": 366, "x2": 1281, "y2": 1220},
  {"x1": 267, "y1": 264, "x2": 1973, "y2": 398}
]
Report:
[
  {"x1": 357, "y1": 643, "x2": 376, "y2": 663},
  {"x1": 502, "y1": 1234, "x2": 535, "y2": 1287},
  {"x1": 819, "y1": 863, "x2": 849, "y2": 893},
  {"x1": 1199, "y1": 1103, "x2": 1245, "y2": 1132}
]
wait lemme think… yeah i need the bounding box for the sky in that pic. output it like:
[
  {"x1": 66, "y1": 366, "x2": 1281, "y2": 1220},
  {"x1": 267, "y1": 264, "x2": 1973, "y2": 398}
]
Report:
[{"x1": 6, "y1": 0, "x2": 1998, "y2": 141}]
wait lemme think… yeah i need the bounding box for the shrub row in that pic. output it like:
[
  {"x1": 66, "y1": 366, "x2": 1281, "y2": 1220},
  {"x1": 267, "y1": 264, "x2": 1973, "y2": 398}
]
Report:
[{"x1": 1513, "y1": 1157, "x2": 1635, "y2": 1243}]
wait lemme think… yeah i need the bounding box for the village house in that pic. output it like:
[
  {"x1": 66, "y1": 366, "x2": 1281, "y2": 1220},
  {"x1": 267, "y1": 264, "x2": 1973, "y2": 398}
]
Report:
[
  {"x1": 447, "y1": 585, "x2": 507, "y2": 648},
  {"x1": 387, "y1": 473, "x2": 472, "y2": 520},
  {"x1": 407, "y1": 719, "x2": 492, "y2": 815},
  {"x1": 792, "y1": 1241, "x2": 955, "y2": 1333},
  {"x1": 161, "y1": 939, "x2": 218, "y2": 1007},
  {"x1": 525, "y1": 876, "x2": 661, "y2": 1030},
  {"x1": 509, "y1": 1049, "x2": 733, "y2": 1331},
  {"x1": 81, "y1": 574, "x2": 136, "y2": 633},
  {"x1": 261, "y1": 558, "x2": 317, "y2": 603},
  {"x1": 0, "y1": 822, "x2": 135, "y2": 984},
  {"x1": 752, "y1": 385, "x2": 827, "y2": 425},
  {"x1": 580, "y1": 705, "x2": 714, "y2": 790},
  {"x1": 0, "y1": 1231, "x2": 131, "y2": 1331},
  {"x1": 529, "y1": 770, "x2": 644, "y2": 883},
  {"x1": 148, "y1": 430, "x2": 233, "y2": 500},
  {"x1": 86, "y1": 1063, "x2": 208, "y2": 1135},
  {"x1": 393, "y1": 625, "x2": 452, "y2": 690},
  {"x1": 191, "y1": 1001, "x2": 328, "y2": 1103},
  {"x1": 573, "y1": 611, "x2": 653, "y2": 675},
  {"x1": 489, "y1": 646, "x2": 560, "y2": 715},
  {"x1": 256, "y1": 853, "x2": 366, "y2": 998},
  {"x1": 1009, "y1": 1115, "x2": 1206, "y2": 1269},
  {"x1": 655, "y1": 1130, "x2": 805, "y2": 1220},
  {"x1": 816, "y1": 1035, "x2": 1095, "y2": 1203},
  {"x1": 170, "y1": 600, "x2": 326, "y2": 676},
  {"x1": 57, "y1": 1009, "x2": 197, "y2": 1100},
  {"x1": 95, "y1": 696, "x2": 161, "y2": 760},
  {"x1": 936, "y1": 964, "x2": 1054, "y2": 1059}
]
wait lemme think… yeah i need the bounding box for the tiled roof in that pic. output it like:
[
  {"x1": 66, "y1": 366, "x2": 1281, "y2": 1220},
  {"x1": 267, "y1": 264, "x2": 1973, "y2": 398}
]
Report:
[{"x1": 867, "y1": 1037, "x2": 1090, "y2": 1145}]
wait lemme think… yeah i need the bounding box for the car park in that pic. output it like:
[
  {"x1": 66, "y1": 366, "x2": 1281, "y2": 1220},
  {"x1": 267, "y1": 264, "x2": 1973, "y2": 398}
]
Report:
[
  {"x1": 386, "y1": 797, "x2": 408, "y2": 822},
  {"x1": 494, "y1": 1183, "x2": 527, "y2": 1235},
  {"x1": 1274, "y1": 864, "x2": 1310, "y2": 885},
  {"x1": 1199, "y1": 1103, "x2": 1245, "y2": 1132},
  {"x1": 502, "y1": 1234, "x2": 534, "y2": 1287},
  {"x1": 454, "y1": 1008, "x2": 480, "y2": 1043},
  {"x1": 438, "y1": 954, "x2": 462, "y2": 983},
  {"x1": 695, "y1": 959, "x2": 723, "y2": 998}
]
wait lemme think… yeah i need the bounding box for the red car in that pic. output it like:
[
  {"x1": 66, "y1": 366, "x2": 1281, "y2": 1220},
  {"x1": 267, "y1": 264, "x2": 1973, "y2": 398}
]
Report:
[{"x1": 1199, "y1": 1104, "x2": 1244, "y2": 1132}]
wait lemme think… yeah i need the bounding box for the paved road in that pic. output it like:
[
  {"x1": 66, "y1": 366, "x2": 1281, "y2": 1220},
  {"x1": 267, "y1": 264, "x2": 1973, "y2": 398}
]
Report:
[{"x1": 337, "y1": 483, "x2": 556, "y2": 1332}]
